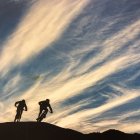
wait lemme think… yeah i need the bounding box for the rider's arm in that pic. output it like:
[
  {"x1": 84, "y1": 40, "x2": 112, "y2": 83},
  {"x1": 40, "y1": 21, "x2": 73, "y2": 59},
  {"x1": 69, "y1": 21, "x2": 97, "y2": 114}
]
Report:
[
  {"x1": 48, "y1": 104, "x2": 53, "y2": 113},
  {"x1": 24, "y1": 104, "x2": 28, "y2": 111},
  {"x1": 39, "y1": 101, "x2": 43, "y2": 105},
  {"x1": 15, "y1": 101, "x2": 19, "y2": 107}
]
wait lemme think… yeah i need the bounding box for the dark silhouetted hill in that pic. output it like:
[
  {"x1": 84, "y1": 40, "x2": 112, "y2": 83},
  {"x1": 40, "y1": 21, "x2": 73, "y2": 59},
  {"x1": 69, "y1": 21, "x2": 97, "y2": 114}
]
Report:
[
  {"x1": 86, "y1": 129, "x2": 140, "y2": 140},
  {"x1": 0, "y1": 122, "x2": 139, "y2": 140}
]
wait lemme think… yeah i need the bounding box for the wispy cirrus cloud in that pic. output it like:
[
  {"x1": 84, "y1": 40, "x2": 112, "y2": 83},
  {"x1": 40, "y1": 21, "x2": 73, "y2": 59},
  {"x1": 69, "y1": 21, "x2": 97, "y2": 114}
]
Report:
[
  {"x1": 0, "y1": 0, "x2": 89, "y2": 75},
  {"x1": 0, "y1": 0, "x2": 140, "y2": 134}
]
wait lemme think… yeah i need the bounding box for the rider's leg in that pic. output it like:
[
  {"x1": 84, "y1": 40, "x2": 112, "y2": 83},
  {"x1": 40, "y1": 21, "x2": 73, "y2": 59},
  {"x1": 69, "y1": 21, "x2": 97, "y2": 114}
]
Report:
[
  {"x1": 14, "y1": 109, "x2": 20, "y2": 122},
  {"x1": 16, "y1": 109, "x2": 21, "y2": 122},
  {"x1": 43, "y1": 109, "x2": 48, "y2": 118},
  {"x1": 37, "y1": 109, "x2": 46, "y2": 122},
  {"x1": 14, "y1": 115, "x2": 17, "y2": 122},
  {"x1": 19, "y1": 110, "x2": 23, "y2": 122},
  {"x1": 38, "y1": 107, "x2": 43, "y2": 118}
]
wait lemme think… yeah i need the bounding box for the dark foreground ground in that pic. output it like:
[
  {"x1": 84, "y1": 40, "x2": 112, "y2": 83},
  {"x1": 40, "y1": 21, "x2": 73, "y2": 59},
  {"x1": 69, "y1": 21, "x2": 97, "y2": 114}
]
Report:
[{"x1": 0, "y1": 122, "x2": 139, "y2": 140}]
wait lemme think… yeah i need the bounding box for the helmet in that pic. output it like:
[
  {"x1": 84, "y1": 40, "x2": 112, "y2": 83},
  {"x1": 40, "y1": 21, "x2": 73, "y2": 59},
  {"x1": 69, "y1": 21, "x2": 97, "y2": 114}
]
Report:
[
  {"x1": 46, "y1": 99, "x2": 50, "y2": 103},
  {"x1": 22, "y1": 99, "x2": 25, "y2": 103}
]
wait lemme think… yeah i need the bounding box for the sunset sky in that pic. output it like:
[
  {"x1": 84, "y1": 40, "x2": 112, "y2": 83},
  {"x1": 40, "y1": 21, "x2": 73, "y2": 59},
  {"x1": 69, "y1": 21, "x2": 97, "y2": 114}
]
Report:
[{"x1": 0, "y1": 0, "x2": 140, "y2": 133}]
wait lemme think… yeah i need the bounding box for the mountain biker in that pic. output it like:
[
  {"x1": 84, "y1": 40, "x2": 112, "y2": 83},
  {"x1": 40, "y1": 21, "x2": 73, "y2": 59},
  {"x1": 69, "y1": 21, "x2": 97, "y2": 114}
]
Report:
[
  {"x1": 14, "y1": 99, "x2": 27, "y2": 122},
  {"x1": 37, "y1": 99, "x2": 53, "y2": 121}
]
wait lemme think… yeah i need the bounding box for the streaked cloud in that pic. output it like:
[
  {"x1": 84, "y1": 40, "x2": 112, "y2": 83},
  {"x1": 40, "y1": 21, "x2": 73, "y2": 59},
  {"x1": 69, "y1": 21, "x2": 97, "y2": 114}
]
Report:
[
  {"x1": 0, "y1": 0, "x2": 89, "y2": 75},
  {"x1": 0, "y1": 0, "x2": 140, "y2": 134}
]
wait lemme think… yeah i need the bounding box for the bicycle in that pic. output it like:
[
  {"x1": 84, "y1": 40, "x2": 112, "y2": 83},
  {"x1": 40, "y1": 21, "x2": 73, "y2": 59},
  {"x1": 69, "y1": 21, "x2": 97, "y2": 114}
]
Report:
[
  {"x1": 14, "y1": 108, "x2": 27, "y2": 122},
  {"x1": 36, "y1": 109, "x2": 48, "y2": 122}
]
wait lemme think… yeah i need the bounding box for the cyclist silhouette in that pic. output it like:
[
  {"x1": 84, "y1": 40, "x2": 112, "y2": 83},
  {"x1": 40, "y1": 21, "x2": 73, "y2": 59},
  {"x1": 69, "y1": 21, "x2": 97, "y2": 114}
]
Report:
[
  {"x1": 36, "y1": 99, "x2": 53, "y2": 122},
  {"x1": 14, "y1": 100, "x2": 27, "y2": 122}
]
